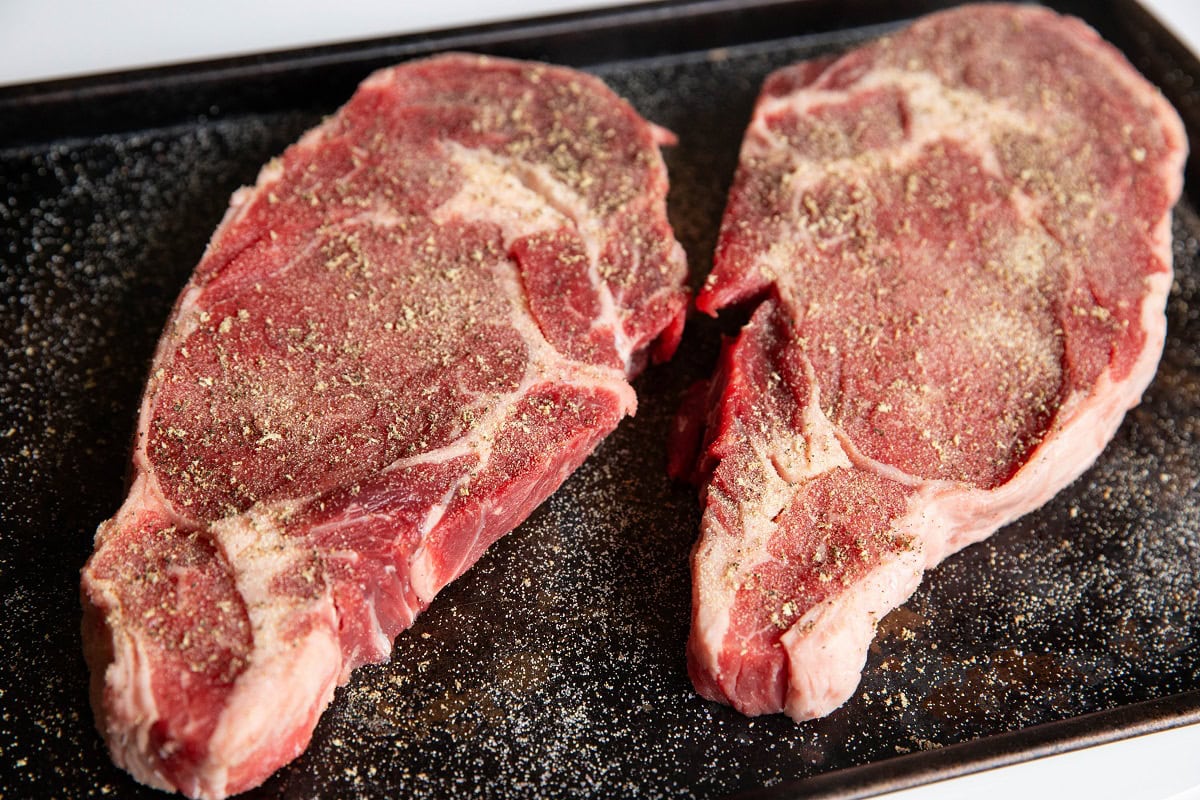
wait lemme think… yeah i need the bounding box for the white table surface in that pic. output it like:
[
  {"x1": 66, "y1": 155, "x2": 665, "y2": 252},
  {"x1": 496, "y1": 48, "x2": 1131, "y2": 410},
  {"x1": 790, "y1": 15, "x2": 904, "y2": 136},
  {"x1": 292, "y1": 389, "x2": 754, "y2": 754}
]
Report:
[{"x1": 2, "y1": 2, "x2": 1197, "y2": 799}]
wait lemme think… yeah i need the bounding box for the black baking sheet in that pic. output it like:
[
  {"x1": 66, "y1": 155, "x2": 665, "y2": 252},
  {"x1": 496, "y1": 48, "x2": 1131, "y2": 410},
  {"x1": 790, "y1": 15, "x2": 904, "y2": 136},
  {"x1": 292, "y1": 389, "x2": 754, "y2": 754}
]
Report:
[{"x1": 2, "y1": 1, "x2": 1199, "y2": 798}]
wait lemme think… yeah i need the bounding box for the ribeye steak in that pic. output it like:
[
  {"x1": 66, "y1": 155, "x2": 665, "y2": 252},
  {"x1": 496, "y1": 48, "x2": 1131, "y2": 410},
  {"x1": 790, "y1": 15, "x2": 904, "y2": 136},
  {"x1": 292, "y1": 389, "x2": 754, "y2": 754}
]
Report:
[
  {"x1": 672, "y1": 4, "x2": 1186, "y2": 721},
  {"x1": 82, "y1": 53, "x2": 687, "y2": 798}
]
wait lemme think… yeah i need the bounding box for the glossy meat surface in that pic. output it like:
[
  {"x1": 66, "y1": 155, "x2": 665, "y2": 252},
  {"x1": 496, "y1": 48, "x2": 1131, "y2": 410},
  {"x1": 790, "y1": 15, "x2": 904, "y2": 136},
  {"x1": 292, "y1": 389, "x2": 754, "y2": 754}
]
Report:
[{"x1": 676, "y1": 5, "x2": 1185, "y2": 721}]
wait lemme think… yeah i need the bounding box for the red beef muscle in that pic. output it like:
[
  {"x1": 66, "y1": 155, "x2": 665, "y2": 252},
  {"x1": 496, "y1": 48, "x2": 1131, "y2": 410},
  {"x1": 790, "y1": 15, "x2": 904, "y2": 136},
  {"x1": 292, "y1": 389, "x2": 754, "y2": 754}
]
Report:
[
  {"x1": 82, "y1": 54, "x2": 687, "y2": 798},
  {"x1": 674, "y1": 5, "x2": 1186, "y2": 721}
]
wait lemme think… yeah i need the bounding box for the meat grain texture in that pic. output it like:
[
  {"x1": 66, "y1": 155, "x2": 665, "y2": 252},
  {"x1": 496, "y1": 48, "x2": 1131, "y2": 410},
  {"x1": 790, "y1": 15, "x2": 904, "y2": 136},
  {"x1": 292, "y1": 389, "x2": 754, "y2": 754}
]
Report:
[
  {"x1": 80, "y1": 54, "x2": 687, "y2": 798},
  {"x1": 673, "y1": 4, "x2": 1187, "y2": 722}
]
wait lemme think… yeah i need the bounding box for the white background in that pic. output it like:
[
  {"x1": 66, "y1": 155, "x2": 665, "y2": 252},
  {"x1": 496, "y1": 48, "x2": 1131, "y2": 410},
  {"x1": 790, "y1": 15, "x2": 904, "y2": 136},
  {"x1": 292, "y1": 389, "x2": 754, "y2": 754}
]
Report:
[
  {"x1": 0, "y1": 1, "x2": 1196, "y2": 87},
  {"x1": 2, "y1": 1, "x2": 1198, "y2": 799}
]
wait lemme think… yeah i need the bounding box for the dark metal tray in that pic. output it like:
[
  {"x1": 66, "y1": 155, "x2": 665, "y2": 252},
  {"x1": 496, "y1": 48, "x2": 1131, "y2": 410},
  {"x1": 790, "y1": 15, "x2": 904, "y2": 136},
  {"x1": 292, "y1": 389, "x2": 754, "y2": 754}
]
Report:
[{"x1": 2, "y1": 1, "x2": 1198, "y2": 798}]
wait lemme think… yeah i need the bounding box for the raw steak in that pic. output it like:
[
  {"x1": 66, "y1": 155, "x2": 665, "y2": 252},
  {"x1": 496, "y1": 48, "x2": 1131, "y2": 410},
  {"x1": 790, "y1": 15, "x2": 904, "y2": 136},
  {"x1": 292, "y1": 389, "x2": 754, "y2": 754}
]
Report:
[
  {"x1": 672, "y1": 4, "x2": 1186, "y2": 722},
  {"x1": 81, "y1": 53, "x2": 687, "y2": 798}
]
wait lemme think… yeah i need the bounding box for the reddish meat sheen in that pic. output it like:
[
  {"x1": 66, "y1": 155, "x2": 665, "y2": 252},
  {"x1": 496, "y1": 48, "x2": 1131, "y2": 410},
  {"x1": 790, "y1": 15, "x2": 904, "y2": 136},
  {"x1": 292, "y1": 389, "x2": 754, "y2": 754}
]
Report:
[
  {"x1": 81, "y1": 53, "x2": 687, "y2": 799},
  {"x1": 677, "y1": 5, "x2": 1185, "y2": 721}
]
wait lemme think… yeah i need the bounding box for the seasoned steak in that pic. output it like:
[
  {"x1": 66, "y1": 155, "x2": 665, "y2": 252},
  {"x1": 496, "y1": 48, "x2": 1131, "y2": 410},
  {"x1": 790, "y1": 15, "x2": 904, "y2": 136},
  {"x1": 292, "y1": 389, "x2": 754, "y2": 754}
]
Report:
[
  {"x1": 82, "y1": 53, "x2": 687, "y2": 798},
  {"x1": 673, "y1": 5, "x2": 1185, "y2": 721}
]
